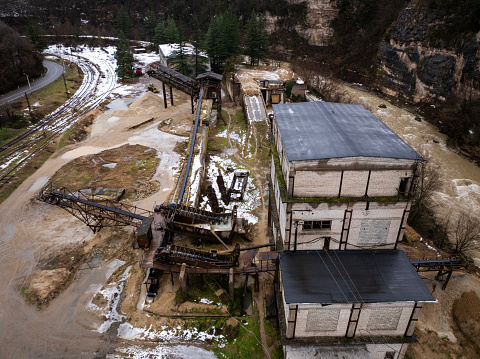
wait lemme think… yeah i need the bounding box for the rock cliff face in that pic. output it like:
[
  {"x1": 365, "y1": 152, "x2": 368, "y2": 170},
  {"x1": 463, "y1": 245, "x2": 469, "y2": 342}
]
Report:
[
  {"x1": 378, "y1": 5, "x2": 480, "y2": 102},
  {"x1": 290, "y1": 0, "x2": 338, "y2": 46},
  {"x1": 266, "y1": 0, "x2": 338, "y2": 46}
]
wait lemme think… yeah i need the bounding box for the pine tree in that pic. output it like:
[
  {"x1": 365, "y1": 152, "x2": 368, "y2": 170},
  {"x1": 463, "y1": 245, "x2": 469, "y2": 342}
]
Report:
[
  {"x1": 153, "y1": 23, "x2": 166, "y2": 52},
  {"x1": 143, "y1": 11, "x2": 157, "y2": 41},
  {"x1": 170, "y1": 30, "x2": 189, "y2": 75},
  {"x1": 116, "y1": 31, "x2": 134, "y2": 81},
  {"x1": 192, "y1": 28, "x2": 208, "y2": 77},
  {"x1": 217, "y1": 10, "x2": 240, "y2": 64},
  {"x1": 115, "y1": 8, "x2": 133, "y2": 39},
  {"x1": 164, "y1": 19, "x2": 180, "y2": 44},
  {"x1": 205, "y1": 11, "x2": 241, "y2": 72},
  {"x1": 246, "y1": 12, "x2": 270, "y2": 66},
  {"x1": 206, "y1": 17, "x2": 220, "y2": 71}
]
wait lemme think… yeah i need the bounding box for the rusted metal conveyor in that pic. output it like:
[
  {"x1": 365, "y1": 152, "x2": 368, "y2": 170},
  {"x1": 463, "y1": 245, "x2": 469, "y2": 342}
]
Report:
[
  {"x1": 411, "y1": 258, "x2": 464, "y2": 290},
  {"x1": 41, "y1": 187, "x2": 152, "y2": 232}
]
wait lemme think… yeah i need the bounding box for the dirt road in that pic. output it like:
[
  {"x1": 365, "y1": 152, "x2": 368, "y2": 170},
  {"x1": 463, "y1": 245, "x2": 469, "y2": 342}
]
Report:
[{"x1": 0, "y1": 88, "x2": 192, "y2": 358}]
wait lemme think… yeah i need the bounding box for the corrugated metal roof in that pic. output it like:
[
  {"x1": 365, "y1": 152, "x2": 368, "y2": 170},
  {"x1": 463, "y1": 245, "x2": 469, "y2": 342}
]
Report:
[
  {"x1": 196, "y1": 72, "x2": 222, "y2": 81},
  {"x1": 273, "y1": 102, "x2": 421, "y2": 161},
  {"x1": 280, "y1": 250, "x2": 435, "y2": 304}
]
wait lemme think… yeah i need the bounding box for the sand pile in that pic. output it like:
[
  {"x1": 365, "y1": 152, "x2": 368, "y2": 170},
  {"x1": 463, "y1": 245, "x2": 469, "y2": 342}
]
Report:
[{"x1": 121, "y1": 92, "x2": 165, "y2": 116}]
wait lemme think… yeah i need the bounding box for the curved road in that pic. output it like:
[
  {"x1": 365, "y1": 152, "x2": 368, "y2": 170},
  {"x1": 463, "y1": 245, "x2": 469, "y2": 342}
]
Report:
[{"x1": 0, "y1": 60, "x2": 64, "y2": 105}]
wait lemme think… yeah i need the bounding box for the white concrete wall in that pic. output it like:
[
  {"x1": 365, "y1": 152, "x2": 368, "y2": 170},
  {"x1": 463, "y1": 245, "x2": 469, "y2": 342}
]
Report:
[
  {"x1": 292, "y1": 168, "x2": 414, "y2": 198},
  {"x1": 282, "y1": 299, "x2": 415, "y2": 339},
  {"x1": 285, "y1": 201, "x2": 408, "y2": 250},
  {"x1": 272, "y1": 156, "x2": 287, "y2": 243},
  {"x1": 356, "y1": 302, "x2": 414, "y2": 337}
]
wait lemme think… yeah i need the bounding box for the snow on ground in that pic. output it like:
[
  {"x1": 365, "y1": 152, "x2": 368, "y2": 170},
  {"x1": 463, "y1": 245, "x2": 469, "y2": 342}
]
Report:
[
  {"x1": 244, "y1": 95, "x2": 267, "y2": 123},
  {"x1": 87, "y1": 264, "x2": 130, "y2": 333},
  {"x1": 112, "y1": 344, "x2": 218, "y2": 359},
  {"x1": 186, "y1": 136, "x2": 206, "y2": 205},
  {"x1": 45, "y1": 44, "x2": 159, "y2": 101},
  {"x1": 201, "y1": 156, "x2": 260, "y2": 225},
  {"x1": 117, "y1": 323, "x2": 226, "y2": 345},
  {"x1": 134, "y1": 52, "x2": 161, "y2": 68},
  {"x1": 159, "y1": 43, "x2": 208, "y2": 58}
]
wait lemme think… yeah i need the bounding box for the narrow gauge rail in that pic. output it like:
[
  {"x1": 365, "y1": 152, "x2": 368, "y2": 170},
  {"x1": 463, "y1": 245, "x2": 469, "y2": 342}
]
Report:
[{"x1": 0, "y1": 53, "x2": 117, "y2": 187}]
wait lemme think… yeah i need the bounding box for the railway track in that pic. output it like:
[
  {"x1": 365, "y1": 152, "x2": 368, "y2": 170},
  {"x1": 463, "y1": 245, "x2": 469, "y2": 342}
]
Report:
[{"x1": 0, "y1": 47, "x2": 118, "y2": 186}]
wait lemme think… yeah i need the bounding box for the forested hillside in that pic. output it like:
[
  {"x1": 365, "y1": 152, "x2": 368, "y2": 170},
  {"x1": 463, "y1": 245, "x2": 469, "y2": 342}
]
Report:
[{"x1": 0, "y1": 21, "x2": 44, "y2": 94}]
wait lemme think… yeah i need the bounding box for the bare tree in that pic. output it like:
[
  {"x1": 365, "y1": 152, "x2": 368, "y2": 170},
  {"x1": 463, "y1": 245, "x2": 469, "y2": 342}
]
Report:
[
  {"x1": 451, "y1": 213, "x2": 480, "y2": 254},
  {"x1": 433, "y1": 213, "x2": 451, "y2": 249},
  {"x1": 291, "y1": 59, "x2": 348, "y2": 103},
  {"x1": 408, "y1": 160, "x2": 442, "y2": 226}
]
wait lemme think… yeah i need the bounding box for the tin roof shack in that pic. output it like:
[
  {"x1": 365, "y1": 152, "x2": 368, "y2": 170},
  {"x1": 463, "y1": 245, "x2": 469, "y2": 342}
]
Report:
[
  {"x1": 270, "y1": 102, "x2": 422, "y2": 251},
  {"x1": 259, "y1": 79, "x2": 285, "y2": 105},
  {"x1": 279, "y1": 250, "x2": 435, "y2": 359}
]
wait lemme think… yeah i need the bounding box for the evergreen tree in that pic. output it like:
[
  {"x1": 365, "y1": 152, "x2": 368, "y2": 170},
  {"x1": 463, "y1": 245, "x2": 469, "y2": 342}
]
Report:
[
  {"x1": 116, "y1": 31, "x2": 134, "y2": 80},
  {"x1": 192, "y1": 28, "x2": 208, "y2": 76},
  {"x1": 246, "y1": 12, "x2": 270, "y2": 66},
  {"x1": 164, "y1": 19, "x2": 180, "y2": 43},
  {"x1": 206, "y1": 16, "x2": 221, "y2": 71},
  {"x1": 217, "y1": 10, "x2": 240, "y2": 64},
  {"x1": 170, "y1": 30, "x2": 189, "y2": 75},
  {"x1": 153, "y1": 23, "x2": 166, "y2": 52},
  {"x1": 206, "y1": 11, "x2": 241, "y2": 72},
  {"x1": 143, "y1": 11, "x2": 157, "y2": 41},
  {"x1": 115, "y1": 8, "x2": 133, "y2": 39},
  {"x1": 27, "y1": 24, "x2": 47, "y2": 50}
]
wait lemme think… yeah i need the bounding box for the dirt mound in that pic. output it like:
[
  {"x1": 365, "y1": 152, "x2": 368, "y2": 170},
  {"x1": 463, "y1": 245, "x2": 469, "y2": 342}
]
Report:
[
  {"x1": 122, "y1": 92, "x2": 165, "y2": 116},
  {"x1": 453, "y1": 291, "x2": 480, "y2": 351},
  {"x1": 23, "y1": 268, "x2": 70, "y2": 305},
  {"x1": 50, "y1": 144, "x2": 159, "y2": 200},
  {"x1": 135, "y1": 180, "x2": 160, "y2": 200}
]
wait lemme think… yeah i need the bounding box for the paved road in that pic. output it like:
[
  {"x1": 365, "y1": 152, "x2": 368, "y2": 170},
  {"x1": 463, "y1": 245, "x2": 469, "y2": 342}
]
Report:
[{"x1": 0, "y1": 60, "x2": 64, "y2": 106}]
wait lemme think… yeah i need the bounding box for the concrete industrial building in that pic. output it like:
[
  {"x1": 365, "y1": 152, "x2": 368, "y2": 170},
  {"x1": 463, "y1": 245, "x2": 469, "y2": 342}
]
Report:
[
  {"x1": 269, "y1": 102, "x2": 434, "y2": 359},
  {"x1": 270, "y1": 101, "x2": 423, "y2": 251}
]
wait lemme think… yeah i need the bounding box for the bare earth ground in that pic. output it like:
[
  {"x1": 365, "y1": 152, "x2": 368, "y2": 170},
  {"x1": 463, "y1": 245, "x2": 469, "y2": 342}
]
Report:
[
  {"x1": 0, "y1": 81, "x2": 194, "y2": 358},
  {"x1": 400, "y1": 235, "x2": 480, "y2": 358},
  {"x1": 236, "y1": 65, "x2": 294, "y2": 95},
  {"x1": 1, "y1": 65, "x2": 480, "y2": 358}
]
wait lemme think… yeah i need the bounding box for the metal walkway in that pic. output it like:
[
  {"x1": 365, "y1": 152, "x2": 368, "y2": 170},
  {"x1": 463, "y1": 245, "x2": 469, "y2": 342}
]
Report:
[
  {"x1": 147, "y1": 63, "x2": 197, "y2": 96},
  {"x1": 42, "y1": 187, "x2": 152, "y2": 232},
  {"x1": 411, "y1": 258, "x2": 464, "y2": 290}
]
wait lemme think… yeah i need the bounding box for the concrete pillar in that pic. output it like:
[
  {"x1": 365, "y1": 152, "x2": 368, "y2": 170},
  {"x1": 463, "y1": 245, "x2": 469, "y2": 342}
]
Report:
[
  {"x1": 180, "y1": 263, "x2": 187, "y2": 295},
  {"x1": 162, "y1": 82, "x2": 167, "y2": 108},
  {"x1": 229, "y1": 268, "x2": 234, "y2": 299},
  {"x1": 254, "y1": 273, "x2": 259, "y2": 292}
]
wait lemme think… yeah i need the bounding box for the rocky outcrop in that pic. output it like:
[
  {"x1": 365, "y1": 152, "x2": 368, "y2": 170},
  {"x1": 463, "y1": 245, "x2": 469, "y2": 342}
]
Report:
[
  {"x1": 378, "y1": 5, "x2": 480, "y2": 102},
  {"x1": 266, "y1": 0, "x2": 338, "y2": 46}
]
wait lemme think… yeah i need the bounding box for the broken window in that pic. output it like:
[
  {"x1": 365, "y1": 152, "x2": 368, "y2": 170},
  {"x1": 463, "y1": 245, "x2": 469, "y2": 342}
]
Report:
[
  {"x1": 303, "y1": 220, "x2": 331, "y2": 230},
  {"x1": 399, "y1": 177, "x2": 410, "y2": 195}
]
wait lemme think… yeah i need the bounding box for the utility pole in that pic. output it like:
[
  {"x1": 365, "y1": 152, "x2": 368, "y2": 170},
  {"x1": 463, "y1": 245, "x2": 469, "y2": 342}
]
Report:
[
  {"x1": 63, "y1": 73, "x2": 69, "y2": 97},
  {"x1": 23, "y1": 73, "x2": 32, "y2": 93},
  {"x1": 24, "y1": 92, "x2": 32, "y2": 116}
]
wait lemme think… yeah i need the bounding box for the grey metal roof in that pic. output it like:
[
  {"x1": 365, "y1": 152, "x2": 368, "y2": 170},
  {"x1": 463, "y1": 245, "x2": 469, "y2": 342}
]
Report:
[
  {"x1": 280, "y1": 250, "x2": 435, "y2": 304},
  {"x1": 272, "y1": 102, "x2": 421, "y2": 161},
  {"x1": 284, "y1": 345, "x2": 371, "y2": 359},
  {"x1": 196, "y1": 72, "x2": 222, "y2": 81}
]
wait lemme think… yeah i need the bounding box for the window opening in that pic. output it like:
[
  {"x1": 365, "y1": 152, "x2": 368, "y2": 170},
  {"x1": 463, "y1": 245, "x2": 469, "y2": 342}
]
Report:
[{"x1": 303, "y1": 220, "x2": 331, "y2": 230}]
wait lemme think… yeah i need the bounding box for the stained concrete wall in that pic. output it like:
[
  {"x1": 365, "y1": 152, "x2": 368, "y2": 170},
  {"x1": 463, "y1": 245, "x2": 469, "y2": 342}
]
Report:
[
  {"x1": 283, "y1": 201, "x2": 409, "y2": 250},
  {"x1": 282, "y1": 298, "x2": 416, "y2": 339},
  {"x1": 292, "y1": 168, "x2": 414, "y2": 198}
]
